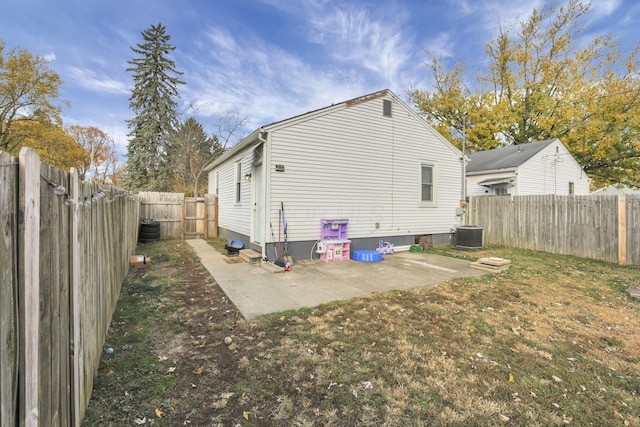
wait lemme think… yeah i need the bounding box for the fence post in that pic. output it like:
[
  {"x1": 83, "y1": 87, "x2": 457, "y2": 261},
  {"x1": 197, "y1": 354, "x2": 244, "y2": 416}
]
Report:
[
  {"x1": 18, "y1": 147, "x2": 40, "y2": 426},
  {"x1": 0, "y1": 152, "x2": 18, "y2": 427},
  {"x1": 180, "y1": 195, "x2": 185, "y2": 240},
  {"x1": 618, "y1": 195, "x2": 627, "y2": 265},
  {"x1": 69, "y1": 168, "x2": 81, "y2": 426}
]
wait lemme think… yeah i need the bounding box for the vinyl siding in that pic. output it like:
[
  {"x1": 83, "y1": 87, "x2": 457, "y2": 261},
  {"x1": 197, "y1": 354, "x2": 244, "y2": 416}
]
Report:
[
  {"x1": 467, "y1": 172, "x2": 516, "y2": 196},
  {"x1": 265, "y1": 94, "x2": 462, "y2": 243},
  {"x1": 518, "y1": 140, "x2": 590, "y2": 195},
  {"x1": 209, "y1": 148, "x2": 256, "y2": 236}
]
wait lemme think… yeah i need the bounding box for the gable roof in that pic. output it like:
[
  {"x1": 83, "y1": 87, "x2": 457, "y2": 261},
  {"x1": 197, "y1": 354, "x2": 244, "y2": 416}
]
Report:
[
  {"x1": 466, "y1": 139, "x2": 556, "y2": 174},
  {"x1": 204, "y1": 89, "x2": 460, "y2": 171}
]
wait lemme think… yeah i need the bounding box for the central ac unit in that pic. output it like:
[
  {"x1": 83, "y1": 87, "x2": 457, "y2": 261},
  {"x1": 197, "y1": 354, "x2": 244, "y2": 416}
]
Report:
[{"x1": 455, "y1": 226, "x2": 483, "y2": 250}]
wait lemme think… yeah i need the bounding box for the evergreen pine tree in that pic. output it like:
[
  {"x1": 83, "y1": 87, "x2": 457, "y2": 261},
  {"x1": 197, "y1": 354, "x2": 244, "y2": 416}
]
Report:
[
  {"x1": 124, "y1": 23, "x2": 184, "y2": 191},
  {"x1": 167, "y1": 117, "x2": 222, "y2": 196}
]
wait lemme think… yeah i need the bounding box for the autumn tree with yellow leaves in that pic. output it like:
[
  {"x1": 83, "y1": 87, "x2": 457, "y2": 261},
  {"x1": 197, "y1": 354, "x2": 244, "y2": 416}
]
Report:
[{"x1": 409, "y1": 1, "x2": 640, "y2": 188}]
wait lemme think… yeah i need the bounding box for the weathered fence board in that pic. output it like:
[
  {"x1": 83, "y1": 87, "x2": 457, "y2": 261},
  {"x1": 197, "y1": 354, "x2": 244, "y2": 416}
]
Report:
[
  {"x1": 138, "y1": 191, "x2": 184, "y2": 238},
  {"x1": 206, "y1": 194, "x2": 218, "y2": 238},
  {"x1": 18, "y1": 148, "x2": 41, "y2": 426},
  {"x1": 0, "y1": 152, "x2": 18, "y2": 427},
  {"x1": 3, "y1": 148, "x2": 139, "y2": 426},
  {"x1": 139, "y1": 192, "x2": 219, "y2": 239},
  {"x1": 468, "y1": 194, "x2": 639, "y2": 265}
]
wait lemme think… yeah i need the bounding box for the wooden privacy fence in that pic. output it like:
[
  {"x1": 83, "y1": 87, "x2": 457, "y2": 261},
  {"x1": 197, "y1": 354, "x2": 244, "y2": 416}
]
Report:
[
  {"x1": 138, "y1": 192, "x2": 218, "y2": 239},
  {"x1": 0, "y1": 148, "x2": 140, "y2": 426},
  {"x1": 467, "y1": 194, "x2": 640, "y2": 265}
]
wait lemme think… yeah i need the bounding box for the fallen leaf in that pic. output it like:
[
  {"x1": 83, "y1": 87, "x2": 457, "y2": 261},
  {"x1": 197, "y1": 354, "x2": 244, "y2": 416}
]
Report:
[
  {"x1": 184, "y1": 312, "x2": 190, "y2": 318},
  {"x1": 167, "y1": 366, "x2": 176, "y2": 373},
  {"x1": 530, "y1": 391, "x2": 537, "y2": 398},
  {"x1": 243, "y1": 411, "x2": 250, "y2": 420},
  {"x1": 552, "y1": 403, "x2": 561, "y2": 409},
  {"x1": 362, "y1": 381, "x2": 373, "y2": 389},
  {"x1": 155, "y1": 408, "x2": 164, "y2": 418},
  {"x1": 134, "y1": 417, "x2": 147, "y2": 425},
  {"x1": 221, "y1": 392, "x2": 234, "y2": 399},
  {"x1": 498, "y1": 414, "x2": 510, "y2": 422},
  {"x1": 195, "y1": 368, "x2": 204, "y2": 375},
  {"x1": 158, "y1": 355, "x2": 168, "y2": 361},
  {"x1": 508, "y1": 374, "x2": 515, "y2": 382},
  {"x1": 552, "y1": 375, "x2": 563, "y2": 382}
]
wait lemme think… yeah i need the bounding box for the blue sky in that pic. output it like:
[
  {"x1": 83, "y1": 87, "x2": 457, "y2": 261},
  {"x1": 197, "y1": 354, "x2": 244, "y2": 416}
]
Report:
[{"x1": 1, "y1": 0, "x2": 638, "y2": 154}]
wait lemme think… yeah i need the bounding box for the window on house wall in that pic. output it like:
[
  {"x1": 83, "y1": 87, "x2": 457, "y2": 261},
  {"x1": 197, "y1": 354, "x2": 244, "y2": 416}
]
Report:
[
  {"x1": 235, "y1": 163, "x2": 241, "y2": 203},
  {"x1": 215, "y1": 171, "x2": 219, "y2": 195},
  {"x1": 568, "y1": 182, "x2": 575, "y2": 195},
  {"x1": 420, "y1": 163, "x2": 436, "y2": 205}
]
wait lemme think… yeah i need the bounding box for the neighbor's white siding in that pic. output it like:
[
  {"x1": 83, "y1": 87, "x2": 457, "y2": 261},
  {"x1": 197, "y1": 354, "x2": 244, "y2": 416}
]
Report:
[
  {"x1": 467, "y1": 172, "x2": 516, "y2": 196},
  {"x1": 265, "y1": 94, "x2": 463, "y2": 243},
  {"x1": 518, "y1": 140, "x2": 590, "y2": 195}
]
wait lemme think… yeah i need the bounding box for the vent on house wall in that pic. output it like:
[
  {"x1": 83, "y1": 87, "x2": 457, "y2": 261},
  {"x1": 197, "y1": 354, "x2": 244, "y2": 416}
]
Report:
[{"x1": 383, "y1": 99, "x2": 392, "y2": 117}]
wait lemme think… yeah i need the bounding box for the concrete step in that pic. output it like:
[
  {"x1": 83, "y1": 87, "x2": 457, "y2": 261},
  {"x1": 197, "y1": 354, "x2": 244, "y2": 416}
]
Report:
[
  {"x1": 239, "y1": 249, "x2": 263, "y2": 264},
  {"x1": 260, "y1": 262, "x2": 285, "y2": 273}
]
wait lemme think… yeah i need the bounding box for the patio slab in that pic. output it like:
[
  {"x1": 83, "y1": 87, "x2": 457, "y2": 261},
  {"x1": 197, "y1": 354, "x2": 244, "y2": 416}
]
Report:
[{"x1": 187, "y1": 239, "x2": 487, "y2": 319}]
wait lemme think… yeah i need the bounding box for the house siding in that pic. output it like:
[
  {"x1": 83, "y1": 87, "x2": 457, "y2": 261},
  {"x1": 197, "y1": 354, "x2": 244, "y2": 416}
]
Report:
[
  {"x1": 467, "y1": 172, "x2": 516, "y2": 196},
  {"x1": 518, "y1": 140, "x2": 590, "y2": 195},
  {"x1": 210, "y1": 148, "x2": 257, "y2": 238},
  {"x1": 265, "y1": 94, "x2": 462, "y2": 244}
]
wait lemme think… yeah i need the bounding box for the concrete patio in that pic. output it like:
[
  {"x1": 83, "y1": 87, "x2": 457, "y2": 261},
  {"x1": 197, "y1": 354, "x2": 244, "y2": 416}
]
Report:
[{"x1": 187, "y1": 239, "x2": 487, "y2": 318}]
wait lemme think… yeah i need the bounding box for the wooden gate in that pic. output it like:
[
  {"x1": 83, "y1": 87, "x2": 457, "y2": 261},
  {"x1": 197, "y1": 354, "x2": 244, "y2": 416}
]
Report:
[
  {"x1": 183, "y1": 195, "x2": 218, "y2": 239},
  {"x1": 137, "y1": 193, "x2": 218, "y2": 239},
  {"x1": 184, "y1": 197, "x2": 205, "y2": 239}
]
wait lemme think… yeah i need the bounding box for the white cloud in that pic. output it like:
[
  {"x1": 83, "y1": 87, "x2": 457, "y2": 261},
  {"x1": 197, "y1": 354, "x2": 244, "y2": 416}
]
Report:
[
  {"x1": 43, "y1": 52, "x2": 56, "y2": 62},
  {"x1": 183, "y1": 29, "x2": 368, "y2": 134},
  {"x1": 67, "y1": 67, "x2": 129, "y2": 95},
  {"x1": 590, "y1": 0, "x2": 622, "y2": 16}
]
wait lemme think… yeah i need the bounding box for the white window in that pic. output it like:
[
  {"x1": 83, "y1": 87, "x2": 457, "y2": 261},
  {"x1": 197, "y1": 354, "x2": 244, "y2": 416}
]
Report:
[
  {"x1": 235, "y1": 163, "x2": 241, "y2": 203},
  {"x1": 568, "y1": 182, "x2": 575, "y2": 195},
  {"x1": 419, "y1": 162, "x2": 437, "y2": 206}
]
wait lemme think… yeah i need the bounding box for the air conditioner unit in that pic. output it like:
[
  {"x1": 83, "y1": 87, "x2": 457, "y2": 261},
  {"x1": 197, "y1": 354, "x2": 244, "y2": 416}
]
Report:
[{"x1": 455, "y1": 226, "x2": 483, "y2": 250}]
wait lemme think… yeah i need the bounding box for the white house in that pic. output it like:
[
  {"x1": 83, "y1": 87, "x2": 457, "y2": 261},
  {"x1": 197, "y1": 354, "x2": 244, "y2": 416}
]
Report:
[
  {"x1": 590, "y1": 185, "x2": 640, "y2": 196},
  {"x1": 466, "y1": 139, "x2": 590, "y2": 196},
  {"x1": 205, "y1": 89, "x2": 466, "y2": 261}
]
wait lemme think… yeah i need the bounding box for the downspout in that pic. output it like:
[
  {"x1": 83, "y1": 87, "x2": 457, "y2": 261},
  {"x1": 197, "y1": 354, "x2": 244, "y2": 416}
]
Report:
[
  {"x1": 460, "y1": 112, "x2": 468, "y2": 225},
  {"x1": 258, "y1": 130, "x2": 268, "y2": 260}
]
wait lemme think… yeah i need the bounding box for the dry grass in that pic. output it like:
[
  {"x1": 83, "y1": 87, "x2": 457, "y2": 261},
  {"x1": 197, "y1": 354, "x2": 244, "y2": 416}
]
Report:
[{"x1": 84, "y1": 242, "x2": 640, "y2": 426}]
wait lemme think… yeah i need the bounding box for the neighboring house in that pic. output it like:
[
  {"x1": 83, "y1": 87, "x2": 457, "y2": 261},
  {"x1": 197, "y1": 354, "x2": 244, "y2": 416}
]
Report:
[
  {"x1": 204, "y1": 89, "x2": 465, "y2": 261},
  {"x1": 466, "y1": 139, "x2": 590, "y2": 196},
  {"x1": 590, "y1": 185, "x2": 640, "y2": 196}
]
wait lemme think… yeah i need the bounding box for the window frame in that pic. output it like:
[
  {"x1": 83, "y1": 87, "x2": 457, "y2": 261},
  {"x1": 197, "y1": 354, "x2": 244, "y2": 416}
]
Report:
[
  {"x1": 418, "y1": 161, "x2": 437, "y2": 207},
  {"x1": 568, "y1": 181, "x2": 575, "y2": 195},
  {"x1": 234, "y1": 162, "x2": 242, "y2": 204}
]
